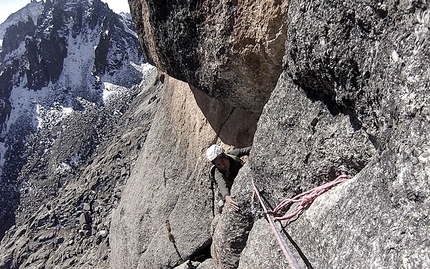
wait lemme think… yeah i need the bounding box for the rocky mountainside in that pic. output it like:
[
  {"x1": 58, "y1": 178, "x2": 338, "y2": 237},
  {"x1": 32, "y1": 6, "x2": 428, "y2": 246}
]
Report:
[
  {"x1": 1, "y1": 0, "x2": 429, "y2": 269},
  {"x1": 111, "y1": 0, "x2": 429, "y2": 268},
  {"x1": 0, "y1": 0, "x2": 157, "y2": 268}
]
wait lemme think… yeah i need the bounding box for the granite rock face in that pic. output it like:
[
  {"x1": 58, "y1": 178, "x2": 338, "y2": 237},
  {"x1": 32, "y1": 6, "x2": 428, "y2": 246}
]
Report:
[
  {"x1": 110, "y1": 75, "x2": 217, "y2": 269},
  {"x1": 235, "y1": 0, "x2": 430, "y2": 268},
  {"x1": 119, "y1": 0, "x2": 430, "y2": 268},
  {"x1": 129, "y1": 0, "x2": 287, "y2": 114},
  {"x1": 129, "y1": 0, "x2": 287, "y2": 148},
  {"x1": 1, "y1": 0, "x2": 429, "y2": 268}
]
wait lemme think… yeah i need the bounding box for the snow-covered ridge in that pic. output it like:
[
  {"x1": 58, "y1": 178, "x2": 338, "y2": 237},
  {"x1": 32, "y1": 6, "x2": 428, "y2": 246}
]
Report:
[
  {"x1": 0, "y1": 1, "x2": 44, "y2": 43},
  {"x1": 0, "y1": 0, "x2": 149, "y2": 178}
]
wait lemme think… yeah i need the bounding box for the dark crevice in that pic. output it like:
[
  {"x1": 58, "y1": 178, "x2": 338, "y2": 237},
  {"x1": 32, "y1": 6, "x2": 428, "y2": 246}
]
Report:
[
  {"x1": 165, "y1": 219, "x2": 184, "y2": 264},
  {"x1": 292, "y1": 76, "x2": 337, "y2": 115},
  {"x1": 210, "y1": 180, "x2": 216, "y2": 217},
  {"x1": 341, "y1": 105, "x2": 362, "y2": 131},
  {"x1": 258, "y1": 189, "x2": 276, "y2": 212},
  {"x1": 294, "y1": 78, "x2": 363, "y2": 131},
  {"x1": 367, "y1": 133, "x2": 380, "y2": 150},
  {"x1": 166, "y1": 220, "x2": 212, "y2": 266},
  {"x1": 217, "y1": 107, "x2": 236, "y2": 137},
  {"x1": 282, "y1": 228, "x2": 314, "y2": 269},
  {"x1": 310, "y1": 117, "x2": 318, "y2": 133},
  {"x1": 189, "y1": 240, "x2": 212, "y2": 262}
]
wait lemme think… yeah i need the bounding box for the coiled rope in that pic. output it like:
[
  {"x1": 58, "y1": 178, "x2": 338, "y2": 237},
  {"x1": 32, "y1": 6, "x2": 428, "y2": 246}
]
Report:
[
  {"x1": 273, "y1": 175, "x2": 348, "y2": 221},
  {"x1": 251, "y1": 174, "x2": 348, "y2": 269}
]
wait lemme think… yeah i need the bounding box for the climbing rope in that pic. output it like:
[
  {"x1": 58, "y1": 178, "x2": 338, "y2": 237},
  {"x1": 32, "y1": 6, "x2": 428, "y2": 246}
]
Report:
[
  {"x1": 251, "y1": 178, "x2": 302, "y2": 269},
  {"x1": 273, "y1": 175, "x2": 348, "y2": 221},
  {"x1": 251, "y1": 174, "x2": 348, "y2": 269}
]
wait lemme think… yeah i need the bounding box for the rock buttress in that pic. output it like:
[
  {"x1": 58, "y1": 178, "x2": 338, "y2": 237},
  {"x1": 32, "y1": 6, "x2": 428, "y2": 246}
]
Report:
[
  {"x1": 110, "y1": 75, "x2": 217, "y2": 268},
  {"x1": 235, "y1": 0, "x2": 430, "y2": 268},
  {"x1": 129, "y1": 0, "x2": 288, "y2": 114}
]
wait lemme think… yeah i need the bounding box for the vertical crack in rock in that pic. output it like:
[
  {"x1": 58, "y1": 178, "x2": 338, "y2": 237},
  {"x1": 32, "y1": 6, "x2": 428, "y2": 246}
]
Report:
[
  {"x1": 217, "y1": 107, "x2": 236, "y2": 138},
  {"x1": 165, "y1": 219, "x2": 185, "y2": 265},
  {"x1": 209, "y1": 165, "x2": 256, "y2": 269}
]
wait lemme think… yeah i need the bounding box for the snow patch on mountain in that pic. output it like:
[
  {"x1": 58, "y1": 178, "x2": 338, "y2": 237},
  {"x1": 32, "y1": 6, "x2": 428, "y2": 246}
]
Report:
[
  {"x1": 0, "y1": 1, "x2": 44, "y2": 45},
  {"x1": 0, "y1": 0, "x2": 152, "y2": 178},
  {"x1": 0, "y1": 60, "x2": 154, "y2": 174},
  {"x1": 0, "y1": 59, "x2": 154, "y2": 174},
  {"x1": 103, "y1": 63, "x2": 154, "y2": 101}
]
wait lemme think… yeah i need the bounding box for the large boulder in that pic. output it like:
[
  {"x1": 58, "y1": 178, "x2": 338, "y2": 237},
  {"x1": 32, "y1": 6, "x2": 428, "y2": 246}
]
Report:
[{"x1": 129, "y1": 0, "x2": 287, "y2": 113}]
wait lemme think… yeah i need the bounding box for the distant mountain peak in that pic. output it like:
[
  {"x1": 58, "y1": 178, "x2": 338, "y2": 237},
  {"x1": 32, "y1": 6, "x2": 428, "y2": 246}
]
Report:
[
  {"x1": 0, "y1": 0, "x2": 148, "y2": 240},
  {"x1": 0, "y1": 1, "x2": 44, "y2": 42}
]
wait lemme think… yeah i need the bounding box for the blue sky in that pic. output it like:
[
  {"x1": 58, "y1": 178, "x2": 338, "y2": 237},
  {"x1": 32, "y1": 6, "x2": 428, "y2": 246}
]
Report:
[{"x1": 0, "y1": 0, "x2": 131, "y2": 24}]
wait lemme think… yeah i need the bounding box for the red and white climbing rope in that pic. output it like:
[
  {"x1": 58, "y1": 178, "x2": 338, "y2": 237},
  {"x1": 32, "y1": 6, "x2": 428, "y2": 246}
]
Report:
[
  {"x1": 251, "y1": 174, "x2": 348, "y2": 269},
  {"x1": 273, "y1": 175, "x2": 348, "y2": 221}
]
